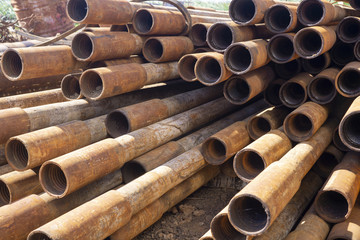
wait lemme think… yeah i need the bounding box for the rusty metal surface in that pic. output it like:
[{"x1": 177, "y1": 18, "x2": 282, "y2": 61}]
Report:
[
  {"x1": 308, "y1": 68, "x2": 339, "y2": 104},
  {"x1": 229, "y1": 0, "x2": 276, "y2": 25},
  {"x1": 88, "y1": 56, "x2": 144, "y2": 68},
  {"x1": 335, "y1": 61, "x2": 360, "y2": 98},
  {"x1": 264, "y1": 4, "x2": 299, "y2": 33},
  {"x1": 178, "y1": 52, "x2": 210, "y2": 82},
  {"x1": 267, "y1": 33, "x2": 299, "y2": 64},
  {"x1": 0, "y1": 165, "x2": 13, "y2": 176},
  {"x1": 339, "y1": 96, "x2": 360, "y2": 151},
  {"x1": 315, "y1": 152, "x2": 360, "y2": 223},
  {"x1": 263, "y1": 78, "x2": 286, "y2": 107},
  {"x1": 190, "y1": 23, "x2": 213, "y2": 47},
  {"x1": 313, "y1": 144, "x2": 344, "y2": 179}
]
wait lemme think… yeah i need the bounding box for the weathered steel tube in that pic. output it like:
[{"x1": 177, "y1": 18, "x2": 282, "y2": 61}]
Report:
[
  {"x1": 234, "y1": 128, "x2": 292, "y2": 182},
  {"x1": 274, "y1": 59, "x2": 302, "y2": 79},
  {"x1": 0, "y1": 145, "x2": 6, "y2": 166},
  {"x1": 1, "y1": 46, "x2": 87, "y2": 81},
  {"x1": 224, "y1": 39, "x2": 270, "y2": 75},
  {"x1": 206, "y1": 22, "x2": 272, "y2": 52},
  {"x1": 267, "y1": 33, "x2": 298, "y2": 64},
  {"x1": 263, "y1": 78, "x2": 286, "y2": 107},
  {"x1": 0, "y1": 168, "x2": 123, "y2": 240},
  {"x1": 247, "y1": 107, "x2": 290, "y2": 140},
  {"x1": 0, "y1": 40, "x2": 41, "y2": 53},
  {"x1": 195, "y1": 52, "x2": 233, "y2": 86},
  {"x1": 279, "y1": 72, "x2": 313, "y2": 108},
  {"x1": 61, "y1": 73, "x2": 83, "y2": 100},
  {"x1": 109, "y1": 165, "x2": 219, "y2": 240},
  {"x1": 105, "y1": 85, "x2": 222, "y2": 137},
  {"x1": 330, "y1": 42, "x2": 355, "y2": 67},
  {"x1": 80, "y1": 62, "x2": 179, "y2": 100},
  {"x1": 335, "y1": 61, "x2": 360, "y2": 98},
  {"x1": 293, "y1": 26, "x2": 337, "y2": 59},
  {"x1": 337, "y1": 17, "x2": 360, "y2": 43},
  {"x1": 71, "y1": 31, "x2": 143, "y2": 62},
  {"x1": 264, "y1": 4, "x2": 299, "y2": 33},
  {"x1": 178, "y1": 53, "x2": 209, "y2": 82},
  {"x1": 333, "y1": 126, "x2": 351, "y2": 152},
  {"x1": 227, "y1": 119, "x2": 337, "y2": 235},
  {"x1": 0, "y1": 170, "x2": 42, "y2": 206},
  {"x1": 327, "y1": 202, "x2": 360, "y2": 240},
  {"x1": 308, "y1": 68, "x2": 339, "y2": 104},
  {"x1": 0, "y1": 165, "x2": 13, "y2": 176},
  {"x1": 301, "y1": 52, "x2": 331, "y2": 75},
  {"x1": 190, "y1": 23, "x2": 213, "y2": 47},
  {"x1": 313, "y1": 144, "x2": 344, "y2": 179},
  {"x1": 284, "y1": 102, "x2": 329, "y2": 142},
  {"x1": 223, "y1": 66, "x2": 276, "y2": 105},
  {"x1": 315, "y1": 152, "x2": 360, "y2": 223},
  {"x1": 229, "y1": 0, "x2": 276, "y2": 25}
]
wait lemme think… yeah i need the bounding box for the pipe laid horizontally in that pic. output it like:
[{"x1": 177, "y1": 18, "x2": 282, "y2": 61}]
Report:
[
  {"x1": 335, "y1": 61, "x2": 360, "y2": 98},
  {"x1": 301, "y1": 52, "x2": 331, "y2": 75},
  {"x1": 189, "y1": 23, "x2": 213, "y2": 47},
  {"x1": 60, "y1": 73, "x2": 83, "y2": 100},
  {"x1": 267, "y1": 33, "x2": 298, "y2": 64},
  {"x1": 307, "y1": 67, "x2": 339, "y2": 104},
  {"x1": 178, "y1": 53, "x2": 210, "y2": 82},
  {"x1": 264, "y1": 4, "x2": 299, "y2": 33}
]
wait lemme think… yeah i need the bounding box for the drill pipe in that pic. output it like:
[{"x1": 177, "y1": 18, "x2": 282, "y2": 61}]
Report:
[
  {"x1": 313, "y1": 144, "x2": 344, "y2": 179},
  {"x1": 247, "y1": 107, "x2": 291, "y2": 140},
  {"x1": 279, "y1": 72, "x2": 313, "y2": 108},
  {"x1": 71, "y1": 31, "x2": 143, "y2": 62},
  {"x1": 0, "y1": 169, "x2": 123, "y2": 240},
  {"x1": 327, "y1": 202, "x2": 360, "y2": 240},
  {"x1": 0, "y1": 83, "x2": 190, "y2": 145},
  {"x1": 61, "y1": 73, "x2": 82, "y2": 100},
  {"x1": 337, "y1": 17, "x2": 360, "y2": 43},
  {"x1": 109, "y1": 166, "x2": 219, "y2": 240},
  {"x1": 1, "y1": 46, "x2": 87, "y2": 81},
  {"x1": 274, "y1": 59, "x2": 302, "y2": 79},
  {"x1": 234, "y1": 128, "x2": 292, "y2": 182},
  {"x1": 121, "y1": 100, "x2": 268, "y2": 183},
  {"x1": 293, "y1": 26, "x2": 337, "y2": 59},
  {"x1": 199, "y1": 230, "x2": 215, "y2": 240},
  {"x1": 297, "y1": 0, "x2": 360, "y2": 27},
  {"x1": 267, "y1": 33, "x2": 299, "y2": 64},
  {"x1": 284, "y1": 101, "x2": 329, "y2": 142},
  {"x1": 335, "y1": 61, "x2": 360, "y2": 98},
  {"x1": 80, "y1": 62, "x2": 179, "y2": 100},
  {"x1": 333, "y1": 126, "x2": 351, "y2": 152},
  {"x1": 315, "y1": 152, "x2": 360, "y2": 223},
  {"x1": 26, "y1": 99, "x2": 263, "y2": 240},
  {"x1": 223, "y1": 66, "x2": 276, "y2": 105},
  {"x1": 301, "y1": 53, "x2": 331, "y2": 76},
  {"x1": 308, "y1": 68, "x2": 339, "y2": 104},
  {"x1": 330, "y1": 42, "x2": 355, "y2": 67},
  {"x1": 0, "y1": 169, "x2": 42, "y2": 206},
  {"x1": 252, "y1": 171, "x2": 323, "y2": 240},
  {"x1": 229, "y1": 0, "x2": 276, "y2": 25},
  {"x1": 194, "y1": 52, "x2": 233, "y2": 86},
  {"x1": 0, "y1": 165, "x2": 13, "y2": 176},
  {"x1": 263, "y1": 78, "x2": 286, "y2": 107},
  {"x1": 190, "y1": 23, "x2": 213, "y2": 47},
  {"x1": 143, "y1": 36, "x2": 194, "y2": 63},
  {"x1": 227, "y1": 119, "x2": 337, "y2": 235},
  {"x1": 264, "y1": 4, "x2": 300, "y2": 33},
  {"x1": 206, "y1": 22, "x2": 272, "y2": 52},
  {"x1": 39, "y1": 98, "x2": 238, "y2": 198},
  {"x1": 224, "y1": 39, "x2": 270, "y2": 75},
  {"x1": 285, "y1": 206, "x2": 330, "y2": 240},
  {"x1": 105, "y1": 85, "x2": 223, "y2": 137},
  {"x1": 178, "y1": 53, "x2": 209, "y2": 82}
]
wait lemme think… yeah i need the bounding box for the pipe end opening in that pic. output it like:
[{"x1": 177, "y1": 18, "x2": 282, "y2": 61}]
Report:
[
  {"x1": 0, "y1": 180, "x2": 10, "y2": 206},
  {"x1": 143, "y1": 39, "x2": 163, "y2": 62},
  {"x1": 234, "y1": 150, "x2": 265, "y2": 181},
  {"x1": 28, "y1": 232, "x2": 53, "y2": 240},
  {"x1": 190, "y1": 24, "x2": 208, "y2": 46},
  {"x1": 61, "y1": 75, "x2": 81, "y2": 100},
  {"x1": 230, "y1": 0, "x2": 256, "y2": 24},
  {"x1": 40, "y1": 163, "x2": 67, "y2": 197},
  {"x1": 122, "y1": 161, "x2": 146, "y2": 184},
  {"x1": 67, "y1": 0, "x2": 88, "y2": 22},
  {"x1": 280, "y1": 82, "x2": 306, "y2": 107},
  {"x1": 178, "y1": 55, "x2": 197, "y2": 81},
  {"x1": 294, "y1": 30, "x2": 323, "y2": 58},
  {"x1": 341, "y1": 113, "x2": 360, "y2": 149},
  {"x1": 298, "y1": 0, "x2": 325, "y2": 26},
  {"x1": 105, "y1": 111, "x2": 131, "y2": 137},
  {"x1": 133, "y1": 9, "x2": 153, "y2": 34},
  {"x1": 285, "y1": 113, "x2": 313, "y2": 141},
  {"x1": 268, "y1": 35, "x2": 294, "y2": 63},
  {"x1": 338, "y1": 18, "x2": 360, "y2": 43},
  {"x1": 224, "y1": 78, "x2": 250, "y2": 104},
  {"x1": 308, "y1": 77, "x2": 335, "y2": 104},
  {"x1": 207, "y1": 24, "x2": 233, "y2": 51},
  {"x1": 316, "y1": 191, "x2": 349, "y2": 221},
  {"x1": 80, "y1": 71, "x2": 103, "y2": 99},
  {"x1": 72, "y1": 33, "x2": 93, "y2": 60},
  {"x1": 6, "y1": 138, "x2": 29, "y2": 170},
  {"x1": 211, "y1": 214, "x2": 246, "y2": 240},
  {"x1": 337, "y1": 70, "x2": 360, "y2": 97},
  {"x1": 1, "y1": 50, "x2": 23, "y2": 79},
  {"x1": 225, "y1": 45, "x2": 251, "y2": 73},
  {"x1": 202, "y1": 138, "x2": 227, "y2": 165},
  {"x1": 265, "y1": 5, "x2": 292, "y2": 33},
  {"x1": 196, "y1": 57, "x2": 222, "y2": 85}
]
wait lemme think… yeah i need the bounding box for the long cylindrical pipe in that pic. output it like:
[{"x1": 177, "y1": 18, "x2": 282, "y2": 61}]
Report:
[
  {"x1": 0, "y1": 165, "x2": 13, "y2": 176},
  {"x1": 189, "y1": 23, "x2": 213, "y2": 47},
  {"x1": 105, "y1": 85, "x2": 222, "y2": 137},
  {"x1": 0, "y1": 168, "x2": 123, "y2": 240},
  {"x1": 199, "y1": 230, "x2": 215, "y2": 240},
  {"x1": 263, "y1": 78, "x2": 286, "y2": 107},
  {"x1": 223, "y1": 66, "x2": 276, "y2": 105},
  {"x1": 308, "y1": 68, "x2": 339, "y2": 104},
  {"x1": 1, "y1": 46, "x2": 87, "y2": 81},
  {"x1": 224, "y1": 39, "x2": 270, "y2": 75},
  {"x1": 247, "y1": 107, "x2": 290, "y2": 140},
  {"x1": 279, "y1": 72, "x2": 313, "y2": 108},
  {"x1": 335, "y1": 61, "x2": 360, "y2": 98},
  {"x1": 267, "y1": 33, "x2": 298, "y2": 64},
  {"x1": 313, "y1": 144, "x2": 344, "y2": 179},
  {"x1": 80, "y1": 62, "x2": 179, "y2": 100},
  {"x1": 301, "y1": 52, "x2": 331, "y2": 75},
  {"x1": 178, "y1": 52, "x2": 209, "y2": 82},
  {"x1": 274, "y1": 59, "x2": 302, "y2": 79},
  {"x1": 0, "y1": 40, "x2": 41, "y2": 53},
  {"x1": 293, "y1": 26, "x2": 337, "y2": 59},
  {"x1": 264, "y1": 4, "x2": 299, "y2": 33},
  {"x1": 315, "y1": 152, "x2": 360, "y2": 223},
  {"x1": 227, "y1": 119, "x2": 337, "y2": 235},
  {"x1": 330, "y1": 42, "x2": 355, "y2": 67},
  {"x1": 87, "y1": 56, "x2": 144, "y2": 68},
  {"x1": 234, "y1": 128, "x2": 292, "y2": 182}
]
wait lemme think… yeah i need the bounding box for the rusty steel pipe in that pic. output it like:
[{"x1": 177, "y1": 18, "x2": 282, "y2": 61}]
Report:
[
  {"x1": 71, "y1": 31, "x2": 143, "y2": 62},
  {"x1": 234, "y1": 128, "x2": 292, "y2": 182},
  {"x1": 284, "y1": 102, "x2": 329, "y2": 142},
  {"x1": 0, "y1": 168, "x2": 123, "y2": 240},
  {"x1": 143, "y1": 36, "x2": 194, "y2": 63},
  {"x1": 0, "y1": 40, "x2": 41, "y2": 53},
  {"x1": 190, "y1": 23, "x2": 213, "y2": 47},
  {"x1": 315, "y1": 152, "x2": 360, "y2": 223},
  {"x1": 337, "y1": 17, "x2": 360, "y2": 43},
  {"x1": 0, "y1": 169, "x2": 42, "y2": 206},
  {"x1": 313, "y1": 144, "x2": 344, "y2": 179},
  {"x1": 264, "y1": 4, "x2": 299, "y2": 33},
  {"x1": 335, "y1": 61, "x2": 360, "y2": 98},
  {"x1": 1, "y1": 46, "x2": 87, "y2": 81},
  {"x1": 279, "y1": 72, "x2": 313, "y2": 108},
  {"x1": 223, "y1": 66, "x2": 276, "y2": 105},
  {"x1": 263, "y1": 78, "x2": 286, "y2": 107},
  {"x1": 227, "y1": 119, "x2": 337, "y2": 235},
  {"x1": 0, "y1": 145, "x2": 6, "y2": 166},
  {"x1": 247, "y1": 107, "x2": 290, "y2": 140},
  {"x1": 88, "y1": 56, "x2": 144, "y2": 68},
  {"x1": 330, "y1": 42, "x2": 355, "y2": 67},
  {"x1": 301, "y1": 52, "x2": 331, "y2": 75},
  {"x1": 27, "y1": 98, "x2": 262, "y2": 240},
  {"x1": 178, "y1": 53, "x2": 209, "y2": 82},
  {"x1": 333, "y1": 126, "x2": 351, "y2": 152},
  {"x1": 80, "y1": 62, "x2": 179, "y2": 100},
  {"x1": 267, "y1": 33, "x2": 298, "y2": 64},
  {"x1": 194, "y1": 52, "x2": 233, "y2": 86},
  {"x1": 229, "y1": 0, "x2": 276, "y2": 25},
  {"x1": 293, "y1": 26, "x2": 337, "y2": 59},
  {"x1": 274, "y1": 59, "x2": 302, "y2": 79},
  {"x1": 106, "y1": 85, "x2": 222, "y2": 137},
  {"x1": 308, "y1": 68, "x2": 339, "y2": 105},
  {"x1": 224, "y1": 39, "x2": 270, "y2": 75},
  {"x1": 0, "y1": 165, "x2": 13, "y2": 176},
  {"x1": 109, "y1": 166, "x2": 219, "y2": 240},
  {"x1": 327, "y1": 202, "x2": 360, "y2": 240},
  {"x1": 61, "y1": 73, "x2": 83, "y2": 100},
  {"x1": 206, "y1": 22, "x2": 272, "y2": 52}
]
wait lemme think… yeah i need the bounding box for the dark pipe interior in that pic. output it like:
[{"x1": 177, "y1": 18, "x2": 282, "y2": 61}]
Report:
[
  {"x1": 249, "y1": 117, "x2": 271, "y2": 139},
  {"x1": 338, "y1": 70, "x2": 360, "y2": 96},
  {"x1": 178, "y1": 55, "x2": 197, "y2": 81},
  {"x1": 190, "y1": 24, "x2": 208, "y2": 46},
  {"x1": 314, "y1": 152, "x2": 339, "y2": 178},
  {"x1": 0, "y1": 181, "x2": 10, "y2": 206},
  {"x1": 28, "y1": 232, "x2": 52, "y2": 240},
  {"x1": 105, "y1": 111, "x2": 130, "y2": 137},
  {"x1": 316, "y1": 191, "x2": 349, "y2": 220},
  {"x1": 203, "y1": 139, "x2": 226, "y2": 164},
  {"x1": 207, "y1": 24, "x2": 233, "y2": 51},
  {"x1": 266, "y1": 5, "x2": 291, "y2": 33},
  {"x1": 235, "y1": 150, "x2": 265, "y2": 181},
  {"x1": 143, "y1": 39, "x2": 164, "y2": 61},
  {"x1": 211, "y1": 214, "x2": 247, "y2": 240},
  {"x1": 226, "y1": 45, "x2": 251, "y2": 73},
  {"x1": 342, "y1": 114, "x2": 360, "y2": 148},
  {"x1": 274, "y1": 60, "x2": 302, "y2": 79},
  {"x1": 61, "y1": 75, "x2": 81, "y2": 99},
  {"x1": 281, "y1": 82, "x2": 306, "y2": 107},
  {"x1": 264, "y1": 82, "x2": 283, "y2": 106},
  {"x1": 295, "y1": 30, "x2": 322, "y2": 57},
  {"x1": 2, "y1": 50, "x2": 23, "y2": 78},
  {"x1": 41, "y1": 164, "x2": 67, "y2": 196},
  {"x1": 309, "y1": 77, "x2": 335, "y2": 104},
  {"x1": 302, "y1": 54, "x2": 329, "y2": 74},
  {"x1": 67, "y1": 0, "x2": 88, "y2": 22},
  {"x1": 196, "y1": 57, "x2": 222, "y2": 84},
  {"x1": 230, "y1": 0, "x2": 256, "y2": 24},
  {"x1": 81, "y1": 71, "x2": 103, "y2": 99},
  {"x1": 298, "y1": 0, "x2": 324, "y2": 25},
  {"x1": 338, "y1": 18, "x2": 360, "y2": 43},
  {"x1": 286, "y1": 114, "x2": 313, "y2": 139},
  {"x1": 133, "y1": 10, "x2": 153, "y2": 34},
  {"x1": 72, "y1": 33, "x2": 93, "y2": 60},
  {"x1": 331, "y1": 42, "x2": 355, "y2": 67},
  {"x1": 122, "y1": 162, "x2": 146, "y2": 184},
  {"x1": 268, "y1": 36, "x2": 294, "y2": 63},
  {"x1": 225, "y1": 78, "x2": 250, "y2": 104},
  {"x1": 5, "y1": 139, "x2": 29, "y2": 170}
]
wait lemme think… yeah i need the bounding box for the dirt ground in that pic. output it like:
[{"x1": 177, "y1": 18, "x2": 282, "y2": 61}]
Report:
[{"x1": 134, "y1": 174, "x2": 246, "y2": 240}]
